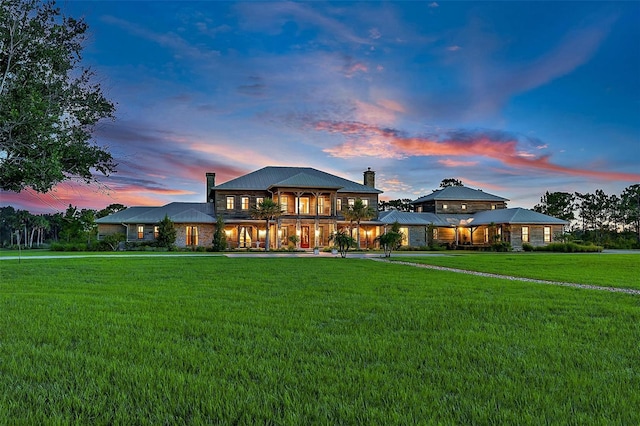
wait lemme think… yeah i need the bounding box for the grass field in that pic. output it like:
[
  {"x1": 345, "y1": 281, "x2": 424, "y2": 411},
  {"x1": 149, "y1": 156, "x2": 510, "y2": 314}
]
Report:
[
  {"x1": 1, "y1": 256, "x2": 638, "y2": 424},
  {"x1": 393, "y1": 252, "x2": 640, "y2": 290}
]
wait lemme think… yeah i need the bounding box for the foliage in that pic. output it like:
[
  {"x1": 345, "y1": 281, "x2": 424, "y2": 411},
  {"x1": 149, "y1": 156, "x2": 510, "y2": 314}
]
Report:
[
  {"x1": 533, "y1": 242, "x2": 603, "y2": 253},
  {"x1": 329, "y1": 229, "x2": 356, "y2": 258},
  {"x1": 102, "y1": 232, "x2": 126, "y2": 251},
  {"x1": 376, "y1": 221, "x2": 403, "y2": 258},
  {"x1": 155, "y1": 215, "x2": 176, "y2": 250},
  {"x1": 533, "y1": 191, "x2": 575, "y2": 222},
  {"x1": 97, "y1": 204, "x2": 127, "y2": 219},
  {"x1": 211, "y1": 216, "x2": 227, "y2": 252},
  {"x1": 440, "y1": 178, "x2": 464, "y2": 187},
  {"x1": 490, "y1": 241, "x2": 512, "y2": 252},
  {"x1": 250, "y1": 198, "x2": 282, "y2": 251},
  {"x1": 0, "y1": 0, "x2": 116, "y2": 192},
  {"x1": 288, "y1": 234, "x2": 300, "y2": 249},
  {"x1": 1, "y1": 257, "x2": 638, "y2": 424},
  {"x1": 378, "y1": 199, "x2": 414, "y2": 212}
]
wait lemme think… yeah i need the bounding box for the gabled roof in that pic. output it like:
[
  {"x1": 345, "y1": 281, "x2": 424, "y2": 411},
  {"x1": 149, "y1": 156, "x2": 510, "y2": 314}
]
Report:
[
  {"x1": 412, "y1": 186, "x2": 508, "y2": 204},
  {"x1": 469, "y1": 208, "x2": 568, "y2": 226},
  {"x1": 96, "y1": 203, "x2": 215, "y2": 225},
  {"x1": 213, "y1": 166, "x2": 382, "y2": 194},
  {"x1": 378, "y1": 210, "x2": 463, "y2": 226}
]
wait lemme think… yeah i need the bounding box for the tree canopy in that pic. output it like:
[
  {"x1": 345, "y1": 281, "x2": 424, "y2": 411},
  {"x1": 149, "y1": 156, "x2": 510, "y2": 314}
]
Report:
[
  {"x1": 0, "y1": 0, "x2": 116, "y2": 193},
  {"x1": 250, "y1": 198, "x2": 282, "y2": 251},
  {"x1": 440, "y1": 178, "x2": 464, "y2": 188}
]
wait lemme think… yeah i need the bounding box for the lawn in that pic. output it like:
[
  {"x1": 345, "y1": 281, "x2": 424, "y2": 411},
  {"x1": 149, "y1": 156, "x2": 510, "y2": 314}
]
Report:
[
  {"x1": 394, "y1": 252, "x2": 640, "y2": 290},
  {"x1": 1, "y1": 256, "x2": 638, "y2": 424}
]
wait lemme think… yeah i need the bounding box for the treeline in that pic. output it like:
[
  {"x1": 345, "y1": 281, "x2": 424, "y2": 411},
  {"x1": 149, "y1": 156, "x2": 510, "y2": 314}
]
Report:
[
  {"x1": 0, "y1": 204, "x2": 126, "y2": 249},
  {"x1": 533, "y1": 184, "x2": 640, "y2": 248}
]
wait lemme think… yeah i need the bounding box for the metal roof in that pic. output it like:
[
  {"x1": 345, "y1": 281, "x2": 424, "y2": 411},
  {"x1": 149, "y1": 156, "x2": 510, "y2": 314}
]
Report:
[
  {"x1": 412, "y1": 186, "x2": 509, "y2": 203},
  {"x1": 379, "y1": 208, "x2": 567, "y2": 227},
  {"x1": 213, "y1": 166, "x2": 382, "y2": 194},
  {"x1": 96, "y1": 203, "x2": 215, "y2": 224}
]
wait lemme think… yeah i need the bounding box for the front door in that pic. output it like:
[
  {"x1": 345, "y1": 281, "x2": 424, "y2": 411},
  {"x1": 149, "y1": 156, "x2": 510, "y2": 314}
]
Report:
[{"x1": 301, "y1": 226, "x2": 310, "y2": 248}]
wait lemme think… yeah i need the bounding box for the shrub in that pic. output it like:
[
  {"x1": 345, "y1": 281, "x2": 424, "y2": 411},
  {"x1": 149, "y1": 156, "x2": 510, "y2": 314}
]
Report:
[
  {"x1": 522, "y1": 243, "x2": 534, "y2": 252},
  {"x1": 491, "y1": 242, "x2": 512, "y2": 252}
]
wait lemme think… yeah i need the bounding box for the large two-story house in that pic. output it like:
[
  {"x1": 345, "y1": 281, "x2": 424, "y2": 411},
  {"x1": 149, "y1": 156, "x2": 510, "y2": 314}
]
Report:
[{"x1": 97, "y1": 166, "x2": 566, "y2": 250}]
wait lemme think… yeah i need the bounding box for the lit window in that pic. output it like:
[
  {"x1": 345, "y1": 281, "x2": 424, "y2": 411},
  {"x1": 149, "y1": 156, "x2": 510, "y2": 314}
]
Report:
[
  {"x1": 433, "y1": 228, "x2": 438, "y2": 240},
  {"x1": 256, "y1": 197, "x2": 264, "y2": 206},
  {"x1": 137, "y1": 225, "x2": 144, "y2": 239},
  {"x1": 226, "y1": 196, "x2": 235, "y2": 210},
  {"x1": 186, "y1": 226, "x2": 198, "y2": 246},
  {"x1": 295, "y1": 197, "x2": 310, "y2": 214},
  {"x1": 522, "y1": 226, "x2": 529, "y2": 243},
  {"x1": 461, "y1": 204, "x2": 467, "y2": 210},
  {"x1": 348, "y1": 198, "x2": 355, "y2": 207},
  {"x1": 336, "y1": 198, "x2": 342, "y2": 212},
  {"x1": 317, "y1": 197, "x2": 325, "y2": 214},
  {"x1": 544, "y1": 226, "x2": 551, "y2": 243},
  {"x1": 154, "y1": 226, "x2": 159, "y2": 239},
  {"x1": 484, "y1": 228, "x2": 489, "y2": 243},
  {"x1": 399, "y1": 227, "x2": 409, "y2": 246},
  {"x1": 241, "y1": 197, "x2": 249, "y2": 210},
  {"x1": 491, "y1": 204, "x2": 496, "y2": 210},
  {"x1": 443, "y1": 204, "x2": 448, "y2": 210},
  {"x1": 280, "y1": 196, "x2": 288, "y2": 213},
  {"x1": 362, "y1": 199, "x2": 369, "y2": 207}
]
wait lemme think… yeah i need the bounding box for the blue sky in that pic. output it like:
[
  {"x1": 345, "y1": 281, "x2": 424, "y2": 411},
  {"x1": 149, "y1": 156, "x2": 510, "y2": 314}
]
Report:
[{"x1": 4, "y1": 1, "x2": 640, "y2": 213}]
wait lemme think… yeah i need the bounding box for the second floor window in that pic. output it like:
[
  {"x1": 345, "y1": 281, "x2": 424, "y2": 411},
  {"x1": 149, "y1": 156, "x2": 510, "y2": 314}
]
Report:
[
  {"x1": 241, "y1": 197, "x2": 249, "y2": 210},
  {"x1": 362, "y1": 199, "x2": 369, "y2": 207},
  {"x1": 296, "y1": 197, "x2": 310, "y2": 214},
  {"x1": 336, "y1": 198, "x2": 342, "y2": 212},
  {"x1": 317, "y1": 197, "x2": 325, "y2": 214},
  {"x1": 256, "y1": 197, "x2": 264, "y2": 207},
  {"x1": 280, "y1": 196, "x2": 289, "y2": 213},
  {"x1": 348, "y1": 198, "x2": 355, "y2": 207},
  {"x1": 226, "y1": 196, "x2": 234, "y2": 210}
]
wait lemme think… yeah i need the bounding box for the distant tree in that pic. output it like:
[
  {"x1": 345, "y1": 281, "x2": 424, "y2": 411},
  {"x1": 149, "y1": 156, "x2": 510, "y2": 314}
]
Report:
[
  {"x1": 156, "y1": 215, "x2": 176, "y2": 250},
  {"x1": 440, "y1": 178, "x2": 463, "y2": 188},
  {"x1": 211, "y1": 216, "x2": 227, "y2": 251},
  {"x1": 620, "y1": 184, "x2": 640, "y2": 242},
  {"x1": 378, "y1": 199, "x2": 414, "y2": 212},
  {"x1": 376, "y1": 221, "x2": 403, "y2": 258},
  {"x1": 250, "y1": 198, "x2": 282, "y2": 251},
  {"x1": 97, "y1": 204, "x2": 127, "y2": 218},
  {"x1": 0, "y1": 0, "x2": 116, "y2": 193},
  {"x1": 342, "y1": 198, "x2": 376, "y2": 249},
  {"x1": 533, "y1": 191, "x2": 575, "y2": 222}
]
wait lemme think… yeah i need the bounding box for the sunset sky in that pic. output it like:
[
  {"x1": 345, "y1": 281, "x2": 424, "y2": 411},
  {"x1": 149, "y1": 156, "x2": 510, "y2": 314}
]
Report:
[{"x1": 3, "y1": 1, "x2": 639, "y2": 213}]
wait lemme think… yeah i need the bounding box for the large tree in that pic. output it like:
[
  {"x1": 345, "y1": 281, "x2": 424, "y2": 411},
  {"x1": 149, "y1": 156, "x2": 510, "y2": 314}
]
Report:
[
  {"x1": 533, "y1": 191, "x2": 576, "y2": 223},
  {"x1": 342, "y1": 198, "x2": 376, "y2": 249},
  {"x1": 620, "y1": 184, "x2": 640, "y2": 242},
  {"x1": 0, "y1": 0, "x2": 116, "y2": 192}
]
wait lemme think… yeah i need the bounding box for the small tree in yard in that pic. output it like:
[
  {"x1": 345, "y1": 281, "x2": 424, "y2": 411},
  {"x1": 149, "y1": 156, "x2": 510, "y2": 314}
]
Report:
[
  {"x1": 156, "y1": 215, "x2": 176, "y2": 250},
  {"x1": 329, "y1": 229, "x2": 356, "y2": 258},
  {"x1": 250, "y1": 198, "x2": 282, "y2": 251},
  {"x1": 102, "y1": 232, "x2": 125, "y2": 251},
  {"x1": 212, "y1": 216, "x2": 227, "y2": 251},
  {"x1": 376, "y1": 221, "x2": 403, "y2": 258}
]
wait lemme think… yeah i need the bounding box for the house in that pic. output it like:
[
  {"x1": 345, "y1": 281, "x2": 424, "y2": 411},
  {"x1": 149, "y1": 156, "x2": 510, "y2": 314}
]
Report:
[
  {"x1": 97, "y1": 167, "x2": 566, "y2": 250},
  {"x1": 380, "y1": 186, "x2": 567, "y2": 250}
]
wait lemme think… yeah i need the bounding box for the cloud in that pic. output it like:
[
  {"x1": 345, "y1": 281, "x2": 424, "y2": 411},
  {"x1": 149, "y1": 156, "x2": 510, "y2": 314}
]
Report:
[
  {"x1": 438, "y1": 159, "x2": 479, "y2": 167},
  {"x1": 428, "y1": 2, "x2": 439, "y2": 8},
  {"x1": 317, "y1": 121, "x2": 640, "y2": 182}
]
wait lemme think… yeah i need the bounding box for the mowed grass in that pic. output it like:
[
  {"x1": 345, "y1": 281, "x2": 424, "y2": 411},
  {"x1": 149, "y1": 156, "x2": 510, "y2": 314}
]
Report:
[
  {"x1": 396, "y1": 252, "x2": 640, "y2": 290},
  {"x1": 1, "y1": 257, "x2": 638, "y2": 424}
]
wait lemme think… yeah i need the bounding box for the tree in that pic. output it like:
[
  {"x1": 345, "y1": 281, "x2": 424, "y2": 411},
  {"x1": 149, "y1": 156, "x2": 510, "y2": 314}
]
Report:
[
  {"x1": 342, "y1": 199, "x2": 376, "y2": 249},
  {"x1": 440, "y1": 178, "x2": 463, "y2": 188},
  {"x1": 378, "y1": 198, "x2": 414, "y2": 212},
  {"x1": 533, "y1": 191, "x2": 575, "y2": 222},
  {"x1": 250, "y1": 198, "x2": 282, "y2": 251},
  {"x1": 620, "y1": 184, "x2": 640, "y2": 242},
  {"x1": 329, "y1": 229, "x2": 356, "y2": 258},
  {"x1": 156, "y1": 215, "x2": 176, "y2": 250},
  {"x1": 212, "y1": 216, "x2": 227, "y2": 251},
  {"x1": 1, "y1": 0, "x2": 116, "y2": 193},
  {"x1": 97, "y1": 204, "x2": 126, "y2": 218},
  {"x1": 376, "y1": 221, "x2": 403, "y2": 258}
]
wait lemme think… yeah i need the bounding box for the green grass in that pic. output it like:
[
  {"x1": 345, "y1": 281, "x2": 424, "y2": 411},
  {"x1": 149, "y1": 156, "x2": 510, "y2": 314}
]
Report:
[
  {"x1": 1, "y1": 257, "x2": 639, "y2": 424},
  {"x1": 394, "y1": 252, "x2": 640, "y2": 289}
]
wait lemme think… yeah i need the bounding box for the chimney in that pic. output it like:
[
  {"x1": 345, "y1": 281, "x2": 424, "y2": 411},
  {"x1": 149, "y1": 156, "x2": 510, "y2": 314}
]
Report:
[
  {"x1": 363, "y1": 167, "x2": 375, "y2": 188},
  {"x1": 206, "y1": 172, "x2": 215, "y2": 202}
]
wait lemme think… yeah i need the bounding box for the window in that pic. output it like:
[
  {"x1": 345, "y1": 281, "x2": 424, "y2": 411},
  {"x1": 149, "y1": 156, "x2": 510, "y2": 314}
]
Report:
[
  {"x1": 317, "y1": 197, "x2": 325, "y2": 214},
  {"x1": 280, "y1": 196, "x2": 288, "y2": 213},
  {"x1": 154, "y1": 226, "x2": 159, "y2": 239},
  {"x1": 241, "y1": 197, "x2": 249, "y2": 210},
  {"x1": 484, "y1": 228, "x2": 489, "y2": 243},
  {"x1": 362, "y1": 199, "x2": 369, "y2": 207},
  {"x1": 336, "y1": 198, "x2": 342, "y2": 212},
  {"x1": 491, "y1": 204, "x2": 496, "y2": 210},
  {"x1": 461, "y1": 204, "x2": 467, "y2": 210},
  {"x1": 544, "y1": 226, "x2": 551, "y2": 243},
  {"x1": 399, "y1": 227, "x2": 409, "y2": 246},
  {"x1": 256, "y1": 197, "x2": 264, "y2": 206},
  {"x1": 432, "y1": 228, "x2": 438, "y2": 240},
  {"x1": 442, "y1": 204, "x2": 448, "y2": 210},
  {"x1": 186, "y1": 226, "x2": 198, "y2": 246},
  {"x1": 295, "y1": 197, "x2": 310, "y2": 214},
  {"x1": 522, "y1": 226, "x2": 529, "y2": 243},
  {"x1": 348, "y1": 198, "x2": 355, "y2": 207},
  {"x1": 226, "y1": 196, "x2": 235, "y2": 210},
  {"x1": 137, "y1": 225, "x2": 144, "y2": 239}
]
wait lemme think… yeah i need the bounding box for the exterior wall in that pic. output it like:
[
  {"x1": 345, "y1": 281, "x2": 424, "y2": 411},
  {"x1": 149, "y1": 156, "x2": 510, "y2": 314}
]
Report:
[
  {"x1": 175, "y1": 223, "x2": 215, "y2": 248},
  {"x1": 509, "y1": 224, "x2": 564, "y2": 250},
  {"x1": 97, "y1": 224, "x2": 126, "y2": 239},
  {"x1": 127, "y1": 224, "x2": 156, "y2": 242},
  {"x1": 215, "y1": 190, "x2": 270, "y2": 220}
]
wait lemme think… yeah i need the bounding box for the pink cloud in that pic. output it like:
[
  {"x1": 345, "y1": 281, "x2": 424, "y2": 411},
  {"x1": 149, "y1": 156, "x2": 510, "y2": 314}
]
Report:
[{"x1": 438, "y1": 159, "x2": 479, "y2": 167}]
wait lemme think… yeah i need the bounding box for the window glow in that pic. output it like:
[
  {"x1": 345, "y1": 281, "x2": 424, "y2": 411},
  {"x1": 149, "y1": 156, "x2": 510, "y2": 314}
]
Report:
[{"x1": 226, "y1": 196, "x2": 234, "y2": 210}]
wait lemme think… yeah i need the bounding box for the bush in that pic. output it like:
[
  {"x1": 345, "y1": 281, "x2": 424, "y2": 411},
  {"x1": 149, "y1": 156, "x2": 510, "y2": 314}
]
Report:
[
  {"x1": 491, "y1": 242, "x2": 512, "y2": 252},
  {"x1": 522, "y1": 243, "x2": 534, "y2": 252}
]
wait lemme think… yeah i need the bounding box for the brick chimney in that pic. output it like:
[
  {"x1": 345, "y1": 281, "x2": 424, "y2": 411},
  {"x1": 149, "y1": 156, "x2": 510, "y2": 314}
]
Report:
[
  {"x1": 363, "y1": 167, "x2": 375, "y2": 188},
  {"x1": 206, "y1": 172, "x2": 215, "y2": 202}
]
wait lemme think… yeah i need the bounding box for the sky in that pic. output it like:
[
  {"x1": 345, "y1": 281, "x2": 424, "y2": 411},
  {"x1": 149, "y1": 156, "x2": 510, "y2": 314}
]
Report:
[{"x1": 3, "y1": 0, "x2": 640, "y2": 213}]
